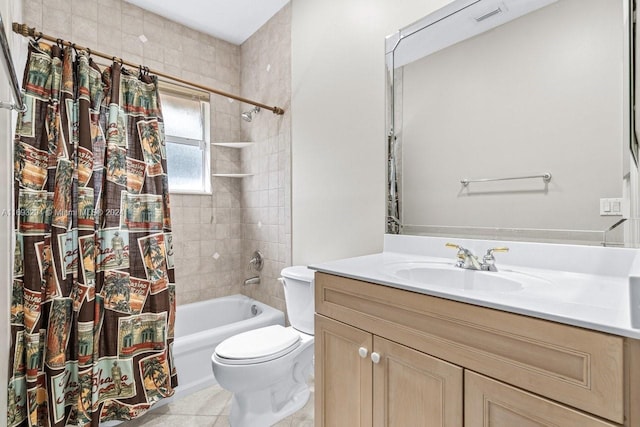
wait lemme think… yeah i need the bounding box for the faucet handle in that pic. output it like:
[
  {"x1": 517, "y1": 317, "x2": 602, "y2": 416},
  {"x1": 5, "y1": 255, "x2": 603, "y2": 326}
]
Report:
[
  {"x1": 482, "y1": 247, "x2": 509, "y2": 271},
  {"x1": 446, "y1": 242, "x2": 467, "y2": 254},
  {"x1": 445, "y1": 242, "x2": 464, "y2": 258},
  {"x1": 485, "y1": 247, "x2": 509, "y2": 257},
  {"x1": 446, "y1": 243, "x2": 470, "y2": 268}
]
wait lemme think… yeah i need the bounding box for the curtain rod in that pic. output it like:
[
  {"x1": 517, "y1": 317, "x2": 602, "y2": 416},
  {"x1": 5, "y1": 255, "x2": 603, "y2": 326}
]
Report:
[{"x1": 12, "y1": 22, "x2": 285, "y2": 115}]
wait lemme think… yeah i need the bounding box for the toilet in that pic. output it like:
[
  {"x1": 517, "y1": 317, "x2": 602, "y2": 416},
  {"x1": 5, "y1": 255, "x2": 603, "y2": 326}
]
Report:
[{"x1": 211, "y1": 266, "x2": 315, "y2": 427}]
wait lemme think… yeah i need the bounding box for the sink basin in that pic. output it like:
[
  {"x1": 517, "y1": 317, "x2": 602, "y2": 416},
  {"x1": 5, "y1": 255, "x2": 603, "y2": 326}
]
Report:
[{"x1": 384, "y1": 262, "x2": 527, "y2": 292}]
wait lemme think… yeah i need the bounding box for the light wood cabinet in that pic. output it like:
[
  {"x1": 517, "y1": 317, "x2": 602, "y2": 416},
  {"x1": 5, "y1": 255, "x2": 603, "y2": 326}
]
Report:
[
  {"x1": 315, "y1": 314, "x2": 372, "y2": 427},
  {"x1": 315, "y1": 272, "x2": 640, "y2": 427},
  {"x1": 372, "y1": 335, "x2": 463, "y2": 427},
  {"x1": 315, "y1": 314, "x2": 463, "y2": 427},
  {"x1": 465, "y1": 371, "x2": 616, "y2": 427}
]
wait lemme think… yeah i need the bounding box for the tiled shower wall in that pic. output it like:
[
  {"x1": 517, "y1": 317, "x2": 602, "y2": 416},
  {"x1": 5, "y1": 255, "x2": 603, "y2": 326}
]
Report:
[
  {"x1": 22, "y1": 0, "x2": 248, "y2": 305},
  {"x1": 239, "y1": 4, "x2": 292, "y2": 314}
]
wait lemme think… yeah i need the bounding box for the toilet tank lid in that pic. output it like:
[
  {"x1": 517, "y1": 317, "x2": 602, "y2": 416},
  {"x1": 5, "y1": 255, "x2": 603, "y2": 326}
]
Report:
[{"x1": 281, "y1": 265, "x2": 314, "y2": 282}]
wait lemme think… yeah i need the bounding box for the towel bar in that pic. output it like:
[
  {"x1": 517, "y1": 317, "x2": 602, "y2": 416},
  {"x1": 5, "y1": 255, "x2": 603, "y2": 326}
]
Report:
[{"x1": 461, "y1": 172, "x2": 552, "y2": 186}]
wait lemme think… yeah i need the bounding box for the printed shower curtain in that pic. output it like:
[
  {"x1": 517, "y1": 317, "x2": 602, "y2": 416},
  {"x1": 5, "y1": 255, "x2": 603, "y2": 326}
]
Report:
[{"x1": 8, "y1": 41, "x2": 177, "y2": 427}]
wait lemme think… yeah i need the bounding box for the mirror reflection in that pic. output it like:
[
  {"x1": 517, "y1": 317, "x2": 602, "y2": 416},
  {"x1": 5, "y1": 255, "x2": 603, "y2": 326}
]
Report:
[{"x1": 386, "y1": 0, "x2": 634, "y2": 245}]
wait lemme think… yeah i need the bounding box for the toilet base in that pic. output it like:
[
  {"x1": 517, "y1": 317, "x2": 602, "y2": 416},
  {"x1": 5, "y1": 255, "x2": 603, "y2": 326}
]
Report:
[{"x1": 228, "y1": 361, "x2": 312, "y2": 427}]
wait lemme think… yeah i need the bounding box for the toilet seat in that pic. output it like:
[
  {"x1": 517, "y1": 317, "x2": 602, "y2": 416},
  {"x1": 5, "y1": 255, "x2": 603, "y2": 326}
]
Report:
[{"x1": 214, "y1": 325, "x2": 301, "y2": 365}]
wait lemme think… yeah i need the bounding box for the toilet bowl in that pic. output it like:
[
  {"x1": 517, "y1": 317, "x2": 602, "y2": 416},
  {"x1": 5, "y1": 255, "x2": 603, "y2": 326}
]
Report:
[{"x1": 211, "y1": 266, "x2": 315, "y2": 427}]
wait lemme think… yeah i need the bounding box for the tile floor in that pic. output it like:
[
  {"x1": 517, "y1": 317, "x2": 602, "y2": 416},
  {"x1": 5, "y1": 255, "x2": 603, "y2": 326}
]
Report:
[{"x1": 124, "y1": 383, "x2": 314, "y2": 427}]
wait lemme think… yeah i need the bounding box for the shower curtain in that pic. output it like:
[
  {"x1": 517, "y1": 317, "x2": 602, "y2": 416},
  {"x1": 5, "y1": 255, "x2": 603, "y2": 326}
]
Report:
[{"x1": 8, "y1": 41, "x2": 177, "y2": 427}]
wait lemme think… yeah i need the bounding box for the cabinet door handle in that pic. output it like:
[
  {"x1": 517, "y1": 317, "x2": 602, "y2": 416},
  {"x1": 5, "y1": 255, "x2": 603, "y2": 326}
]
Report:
[
  {"x1": 358, "y1": 347, "x2": 368, "y2": 358},
  {"x1": 371, "y1": 352, "x2": 381, "y2": 364}
]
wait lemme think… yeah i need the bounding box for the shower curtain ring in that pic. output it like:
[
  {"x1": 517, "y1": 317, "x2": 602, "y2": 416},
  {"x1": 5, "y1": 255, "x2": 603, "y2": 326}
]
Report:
[
  {"x1": 56, "y1": 38, "x2": 64, "y2": 48},
  {"x1": 86, "y1": 47, "x2": 91, "y2": 57}
]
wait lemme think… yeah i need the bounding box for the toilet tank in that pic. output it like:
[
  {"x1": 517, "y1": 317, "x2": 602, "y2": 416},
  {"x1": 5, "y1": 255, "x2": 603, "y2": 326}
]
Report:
[{"x1": 281, "y1": 266, "x2": 315, "y2": 335}]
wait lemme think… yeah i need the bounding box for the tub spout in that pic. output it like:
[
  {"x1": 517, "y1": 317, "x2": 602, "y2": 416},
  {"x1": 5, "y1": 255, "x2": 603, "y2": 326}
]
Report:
[{"x1": 244, "y1": 276, "x2": 260, "y2": 285}]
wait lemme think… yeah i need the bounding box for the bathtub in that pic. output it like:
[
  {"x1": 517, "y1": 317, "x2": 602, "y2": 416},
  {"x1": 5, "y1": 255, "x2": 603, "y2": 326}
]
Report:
[{"x1": 172, "y1": 294, "x2": 284, "y2": 398}]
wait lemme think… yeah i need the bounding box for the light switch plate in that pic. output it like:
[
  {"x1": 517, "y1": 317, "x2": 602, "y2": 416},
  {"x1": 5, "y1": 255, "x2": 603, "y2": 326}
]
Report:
[{"x1": 600, "y1": 198, "x2": 623, "y2": 216}]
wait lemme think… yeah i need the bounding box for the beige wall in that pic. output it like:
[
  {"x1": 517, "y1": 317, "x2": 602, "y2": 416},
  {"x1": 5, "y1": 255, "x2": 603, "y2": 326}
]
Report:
[
  {"x1": 290, "y1": 0, "x2": 454, "y2": 265},
  {"x1": 239, "y1": 4, "x2": 292, "y2": 314},
  {"x1": 22, "y1": 0, "x2": 249, "y2": 305}
]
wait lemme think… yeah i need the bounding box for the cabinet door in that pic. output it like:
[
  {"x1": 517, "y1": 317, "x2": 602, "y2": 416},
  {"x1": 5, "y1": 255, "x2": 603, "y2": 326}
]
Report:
[
  {"x1": 315, "y1": 314, "x2": 373, "y2": 427},
  {"x1": 373, "y1": 337, "x2": 463, "y2": 427},
  {"x1": 464, "y1": 371, "x2": 618, "y2": 427}
]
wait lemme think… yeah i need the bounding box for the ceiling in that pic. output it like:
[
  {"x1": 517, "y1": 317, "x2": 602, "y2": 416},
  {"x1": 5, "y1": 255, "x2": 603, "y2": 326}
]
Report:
[{"x1": 124, "y1": 0, "x2": 290, "y2": 45}]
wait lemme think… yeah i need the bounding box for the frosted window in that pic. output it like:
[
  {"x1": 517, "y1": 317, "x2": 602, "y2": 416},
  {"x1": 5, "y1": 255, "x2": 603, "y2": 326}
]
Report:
[
  {"x1": 163, "y1": 93, "x2": 203, "y2": 140},
  {"x1": 161, "y1": 88, "x2": 210, "y2": 194},
  {"x1": 166, "y1": 141, "x2": 203, "y2": 190}
]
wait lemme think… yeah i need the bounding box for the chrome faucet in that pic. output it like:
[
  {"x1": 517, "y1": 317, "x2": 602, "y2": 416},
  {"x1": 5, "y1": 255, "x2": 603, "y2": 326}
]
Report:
[{"x1": 446, "y1": 243, "x2": 509, "y2": 271}]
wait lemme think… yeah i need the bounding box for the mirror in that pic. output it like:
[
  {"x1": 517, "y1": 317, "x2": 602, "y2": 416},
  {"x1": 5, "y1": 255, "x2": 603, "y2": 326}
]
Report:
[{"x1": 386, "y1": 0, "x2": 635, "y2": 246}]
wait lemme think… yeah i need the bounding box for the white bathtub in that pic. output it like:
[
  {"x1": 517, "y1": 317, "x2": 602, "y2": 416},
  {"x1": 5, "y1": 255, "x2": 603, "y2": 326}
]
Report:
[{"x1": 171, "y1": 294, "x2": 285, "y2": 399}]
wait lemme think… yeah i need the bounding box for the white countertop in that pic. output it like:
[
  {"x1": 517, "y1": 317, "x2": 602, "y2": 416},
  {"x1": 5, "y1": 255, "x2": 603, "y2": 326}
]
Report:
[{"x1": 309, "y1": 235, "x2": 640, "y2": 339}]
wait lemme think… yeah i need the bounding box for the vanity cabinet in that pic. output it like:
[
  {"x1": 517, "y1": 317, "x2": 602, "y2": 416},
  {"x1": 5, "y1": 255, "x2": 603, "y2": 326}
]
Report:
[
  {"x1": 315, "y1": 272, "x2": 640, "y2": 427},
  {"x1": 315, "y1": 315, "x2": 463, "y2": 426}
]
